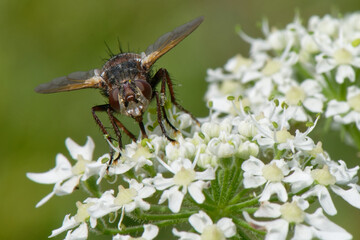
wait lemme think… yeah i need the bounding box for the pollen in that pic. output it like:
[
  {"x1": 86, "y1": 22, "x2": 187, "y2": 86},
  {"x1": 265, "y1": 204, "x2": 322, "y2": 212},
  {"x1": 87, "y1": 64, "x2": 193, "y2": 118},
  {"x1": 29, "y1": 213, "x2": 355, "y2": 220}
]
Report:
[
  {"x1": 173, "y1": 167, "x2": 196, "y2": 186},
  {"x1": 262, "y1": 163, "x2": 284, "y2": 182}
]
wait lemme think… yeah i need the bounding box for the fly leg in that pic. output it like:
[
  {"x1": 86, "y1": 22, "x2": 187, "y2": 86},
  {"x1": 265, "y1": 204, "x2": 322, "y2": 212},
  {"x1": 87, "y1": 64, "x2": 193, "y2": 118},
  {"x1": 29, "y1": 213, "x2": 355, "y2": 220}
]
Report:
[
  {"x1": 92, "y1": 104, "x2": 136, "y2": 169},
  {"x1": 151, "y1": 68, "x2": 200, "y2": 126},
  {"x1": 153, "y1": 91, "x2": 176, "y2": 142}
]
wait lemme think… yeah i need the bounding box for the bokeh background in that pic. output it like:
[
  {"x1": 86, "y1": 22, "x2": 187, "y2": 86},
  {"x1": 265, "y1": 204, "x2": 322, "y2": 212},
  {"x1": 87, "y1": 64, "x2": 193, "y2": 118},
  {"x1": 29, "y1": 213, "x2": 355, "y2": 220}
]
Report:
[{"x1": 2, "y1": 0, "x2": 360, "y2": 239}]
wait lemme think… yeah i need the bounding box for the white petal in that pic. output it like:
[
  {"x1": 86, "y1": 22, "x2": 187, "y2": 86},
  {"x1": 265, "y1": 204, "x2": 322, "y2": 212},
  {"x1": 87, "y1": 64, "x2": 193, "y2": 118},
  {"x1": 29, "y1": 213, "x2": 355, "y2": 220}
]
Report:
[
  {"x1": 27, "y1": 154, "x2": 72, "y2": 184},
  {"x1": 340, "y1": 111, "x2": 360, "y2": 124},
  {"x1": 303, "y1": 97, "x2": 323, "y2": 113},
  {"x1": 216, "y1": 218, "x2": 236, "y2": 237},
  {"x1": 188, "y1": 181, "x2": 206, "y2": 203},
  {"x1": 195, "y1": 167, "x2": 215, "y2": 181},
  {"x1": 305, "y1": 208, "x2": 352, "y2": 240},
  {"x1": 243, "y1": 212, "x2": 289, "y2": 240},
  {"x1": 189, "y1": 211, "x2": 213, "y2": 233},
  {"x1": 142, "y1": 224, "x2": 159, "y2": 239},
  {"x1": 335, "y1": 65, "x2": 355, "y2": 84},
  {"x1": 49, "y1": 214, "x2": 78, "y2": 237},
  {"x1": 55, "y1": 176, "x2": 81, "y2": 196},
  {"x1": 64, "y1": 222, "x2": 88, "y2": 240},
  {"x1": 172, "y1": 228, "x2": 201, "y2": 240},
  {"x1": 260, "y1": 182, "x2": 288, "y2": 202},
  {"x1": 315, "y1": 55, "x2": 335, "y2": 73},
  {"x1": 153, "y1": 174, "x2": 175, "y2": 190},
  {"x1": 292, "y1": 224, "x2": 314, "y2": 240},
  {"x1": 330, "y1": 184, "x2": 360, "y2": 209},
  {"x1": 87, "y1": 190, "x2": 119, "y2": 218},
  {"x1": 137, "y1": 186, "x2": 156, "y2": 199},
  {"x1": 243, "y1": 172, "x2": 266, "y2": 188},
  {"x1": 66, "y1": 136, "x2": 94, "y2": 161},
  {"x1": 283, "y1": 167, "x2": 313, "y2": 193},
  {"x1": 254, "y1": 202, "x2": 281, "y2": 218},
  {"x1": 325, "y1": 100, "x2": 349, "y2": 117},
  {"x1": 241, "y1": 156, "x2": 264, "y2": 174},
  {"x1": 159, "y1": 186, "x2": 184, "y2": 213},
  {"x1": 302, "y1": 185, "x2": 337, "y2": 215},
  {"x1": 35, "y1": 190, "x2": 55, "y2": 208}
]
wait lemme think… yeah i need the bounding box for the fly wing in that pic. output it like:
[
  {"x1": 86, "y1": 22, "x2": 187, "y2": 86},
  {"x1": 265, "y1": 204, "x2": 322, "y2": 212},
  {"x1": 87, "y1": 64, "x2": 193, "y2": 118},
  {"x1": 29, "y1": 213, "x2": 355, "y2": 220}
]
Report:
[
  {"x1": 142, "y1": 16, "x2": 203, "y2": 69},
  {"x1": 35, "y1": 69, "x2": 104, "y2": 93}
]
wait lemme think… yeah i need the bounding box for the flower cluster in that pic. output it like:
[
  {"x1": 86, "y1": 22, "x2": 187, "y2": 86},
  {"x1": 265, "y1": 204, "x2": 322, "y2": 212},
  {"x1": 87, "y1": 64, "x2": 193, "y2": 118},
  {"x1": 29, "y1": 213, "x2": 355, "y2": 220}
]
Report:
[
  {"x1": 28, "y1": 13, "x2": 360, "y2": 240},
  {"x1": 206, "y1": 12, "x2": 360, "y2": 149}
]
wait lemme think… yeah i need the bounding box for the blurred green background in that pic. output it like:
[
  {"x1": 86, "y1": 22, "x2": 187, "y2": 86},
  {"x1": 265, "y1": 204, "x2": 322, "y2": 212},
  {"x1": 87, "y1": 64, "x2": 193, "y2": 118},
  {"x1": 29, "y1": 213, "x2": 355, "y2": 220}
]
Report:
[{"x1": 2, "y1": 0, "x2": 360, "y2": 239}]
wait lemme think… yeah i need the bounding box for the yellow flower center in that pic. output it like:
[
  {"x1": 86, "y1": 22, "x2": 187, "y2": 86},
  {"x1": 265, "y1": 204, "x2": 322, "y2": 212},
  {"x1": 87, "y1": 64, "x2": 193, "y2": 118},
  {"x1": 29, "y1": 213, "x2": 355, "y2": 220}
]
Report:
[
  {"x1": 200, "y1": 225, "x2": 225, "y2": 240},
  {"x1": 262, "y1": 59, "x2": 281, "y2": 76},
  {"x1": 132, "y1": 145, "x2": 152, "y2": 161},
  {"x1": 311, "y1": 165, "x2": 336, "y2": 186},
  {"x1": 276, "y1": 129, "x2": 294, "y2": 143},
  {"x1": 308, "y1": 141, "x2": 324, "y2": 157},
  {"x1": 114, "y1": 186, "x2": 137, "y2": 206},
  {"x1": 285, "y1": 86, "x2": 306, "y2": 105},
  {"x1": 280, "y1": 201, "x2": 305, "y2": 223},
  {"x1": 72, "y1": 156, "x2": 91, "y2": 175},
  {"x1": 333, "y1": 48, "x2": 353, "y2": 65},
  {"x1": 173, "y1": 167, "x2": 196, "y2": 186},
  {"x1": 348, "y1": 93, "x2": 360, "y2": 112},
  {"x1": 262, "y1": 163, "x2": 284, "y2": 182},
  {"x1": 74, "y1": 201, "x2": 92, "y2": 223}
]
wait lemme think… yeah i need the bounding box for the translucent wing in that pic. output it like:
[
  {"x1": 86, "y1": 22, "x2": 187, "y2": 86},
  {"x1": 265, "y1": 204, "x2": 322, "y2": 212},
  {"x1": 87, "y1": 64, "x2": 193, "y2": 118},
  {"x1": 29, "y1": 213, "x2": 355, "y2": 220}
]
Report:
[
  {"x1": 35, "y1": 69, "x2": 104, "y2": 93},
  {"x1": 142, "y1": 16, "x2": 204, "y2": 69}
]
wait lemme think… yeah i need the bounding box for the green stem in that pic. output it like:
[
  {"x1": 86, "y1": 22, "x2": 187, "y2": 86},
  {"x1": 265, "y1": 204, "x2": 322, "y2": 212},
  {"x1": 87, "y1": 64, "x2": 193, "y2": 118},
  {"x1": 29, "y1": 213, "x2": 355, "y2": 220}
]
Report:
[
  {"x1": 134, "y1": 210, "x2": 196, "y2": 221},
  {"x1": 98, "y1": 219, "x2": 189, "y2": 235},
  {"x1": 343, "y1": 124, "x2": 360, "y2": 150},
  {"x1": 229, "y1": 188, "x2": 250, "y2": 205},
  {"x1": 219, "y1": 168, "x2": 231, "y2": 205},
  {"x1": 82, "y1": 177, "x2": 102, "y2": 198},
  {"x1": 225, "y1": 198, "x2": 259, "y2": 213},
  {"x1": 232, "y1": 217, "x2": 266, "y2": 239},
  {"x1": 224, "y1": 167, "x2": 241, "y2": 203}
]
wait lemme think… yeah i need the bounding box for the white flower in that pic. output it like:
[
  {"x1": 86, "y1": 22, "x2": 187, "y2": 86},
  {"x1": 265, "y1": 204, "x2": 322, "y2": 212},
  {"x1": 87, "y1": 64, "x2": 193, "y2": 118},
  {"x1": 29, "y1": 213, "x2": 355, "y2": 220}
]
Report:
[
  {"x1": 253, "y1": 113, "x2": 317, "y2": 153},
  {"x1": 173, "y1": 211, "x2": 236, "y2": 240},
  {"x1": 86, "y1": 179, "x2": 155, "y2": 221},
  {"x1": 301, "y1": 162, "x2": 360, "y2": 215},
  {"x1": 325, "y1": 86, "x2": 360, "y2": 129},
  {"x1": 112, "y1": 224, "x2": 159, "y2": 240},
  {"x1": 109, "y1": 141, "x2": 154, "y2": 175},
  {"x1": 207, "y1": 131, "x2": 241, "y2": 158},
  {"x1": 314, "y1": 28, "x2": 360, "y2": 84},
  {"x1": 165, "y1": 136, "x2": 196, "y2": 162},
  {"x1": 244, "y1": 197, "x2": 352, "y2": 240},
  {"x1": 281, "y1": 79, "x2": 325, "y2": 113},
  {"x1": 27, "y1": 137, "x2": 105, "y2": 207},
  {"x1": 153, "y1": 158, "x2": 215, "y2": 213},
  {"x1": 49, "y1": 201, "x2": 96, "y2": 239},
  {"x1": 242, "y1": 156, "x2": 290, "y2": 202}
]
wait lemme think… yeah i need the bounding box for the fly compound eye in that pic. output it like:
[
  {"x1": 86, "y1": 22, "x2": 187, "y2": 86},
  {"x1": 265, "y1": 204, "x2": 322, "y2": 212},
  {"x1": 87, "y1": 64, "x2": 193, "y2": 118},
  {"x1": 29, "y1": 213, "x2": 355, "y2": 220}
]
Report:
[
  {"x1": 135, "y1": 80, "x2": 152, "y2": 100},
  {"x1": 109, "y1": 88, "x2": 120, "y2": 111}
]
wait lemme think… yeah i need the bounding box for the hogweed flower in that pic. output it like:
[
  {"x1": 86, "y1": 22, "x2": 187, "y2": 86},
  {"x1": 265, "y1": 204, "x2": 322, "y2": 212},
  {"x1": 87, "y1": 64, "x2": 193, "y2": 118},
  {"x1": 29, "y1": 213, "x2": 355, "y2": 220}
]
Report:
[{"x1": 28, "y1": 12, "x2": 360, "y2": 240}]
